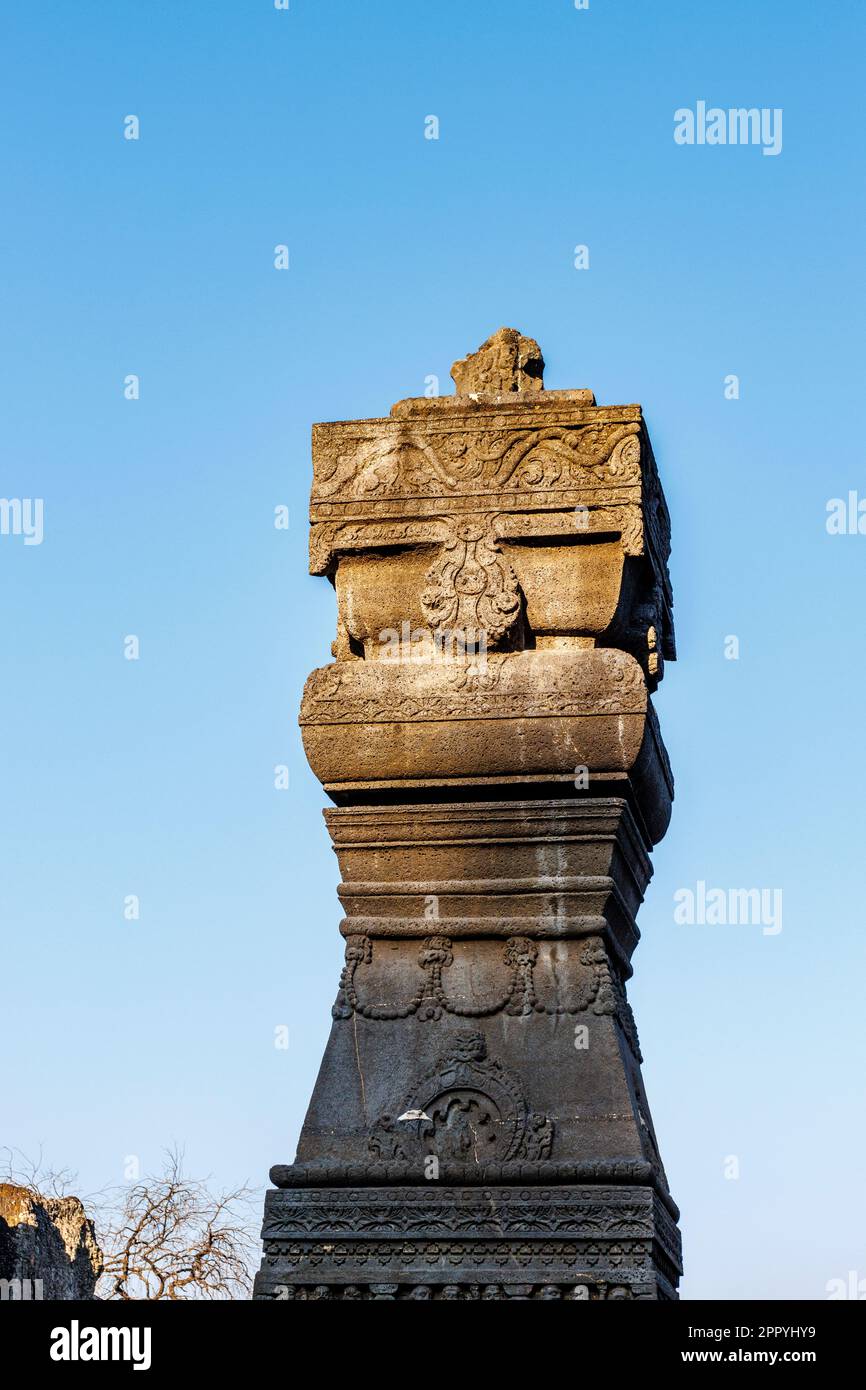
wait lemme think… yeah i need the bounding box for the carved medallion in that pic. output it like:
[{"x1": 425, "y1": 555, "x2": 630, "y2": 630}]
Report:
[{"x1": 369, "y1": 1030, "x2": 554, "y2": 1165}]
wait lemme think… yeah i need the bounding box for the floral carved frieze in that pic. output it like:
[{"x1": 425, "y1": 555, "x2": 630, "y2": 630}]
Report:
[
  {"x1": 263, "y1": 1237, "x2": 651, "y2": 1273},
  {"x1": 263, "y1": 1188, "x2": 659, "y2": 1239}
]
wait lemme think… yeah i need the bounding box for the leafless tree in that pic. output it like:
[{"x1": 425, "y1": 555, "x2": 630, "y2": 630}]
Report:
[
  {"x1": 96, "y1": 1149, "x2": 259, "y2": 1300},
  {"x1": 3, "y1": 1144, "x2": 260, "y2": 1300}
]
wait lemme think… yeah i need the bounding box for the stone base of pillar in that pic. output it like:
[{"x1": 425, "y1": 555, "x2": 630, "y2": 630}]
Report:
[
  {"x1": 255, "y1": 797, "x2": 681, "y2": 1300},
  {"x1": 254, "y1": 1181, "x2": 681, "y2": 1300}
]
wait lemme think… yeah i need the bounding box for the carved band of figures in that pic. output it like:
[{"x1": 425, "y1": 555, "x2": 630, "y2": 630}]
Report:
[{"x1": 261, "y1": 1280, "x2": 641, "y2": 1300}]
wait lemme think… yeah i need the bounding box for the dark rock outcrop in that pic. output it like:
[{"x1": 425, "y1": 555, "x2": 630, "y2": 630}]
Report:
[{"x1": 0, "y1": 1182, "x2": 102, "y2": 1299}]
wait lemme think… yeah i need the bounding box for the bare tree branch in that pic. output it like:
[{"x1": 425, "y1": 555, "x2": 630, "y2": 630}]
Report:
[
  {"x1": 94, "y1": 1148, "x2": 259, "y2": 1300},
  {"x1": 0, "y1": 1145, "x2": 79, "y2": 1199}
]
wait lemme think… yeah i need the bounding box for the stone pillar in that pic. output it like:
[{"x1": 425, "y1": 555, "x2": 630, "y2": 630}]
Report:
[{"x1": 255, "y1": 328, "x2": 682, "y2": 1301}]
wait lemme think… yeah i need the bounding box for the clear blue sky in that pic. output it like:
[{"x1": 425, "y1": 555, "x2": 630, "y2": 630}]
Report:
[{"x1": 2, "y1": 0, "x2": 864, "y2": 1299}]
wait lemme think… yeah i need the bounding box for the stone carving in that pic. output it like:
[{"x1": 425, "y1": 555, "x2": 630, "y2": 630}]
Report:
[
  {"x1": 270, "y1": 1164, "x2": 671, "y2": 1197},
  {"x1": 369, "y1": 1031, "x2": 554, "y2": 1165},
  {"x1": 309, "y1": 518, "x2": 438, "y2": 583},
  {"x1": 332, "y1": 934, "x2": 635, "y2": 1039},
  {"x1": 261, "y1": 1237, "x2": 655, "y2": 1276},
  {"x1": 262, "y1": 1187, "x2": 666, "y2": 1238},
  {"x1": 451, "y1": 326, "x2": 545, "y2": 395},
  {"x1": 607, "y1": 964, "x2": 643, "y2": 1062},
  {"x1": 420, "y1": 517, "x2": 521, "y2": 648},
  {"x1": 255, "y1": 331, "x2": 682, "y2": 1302},
  {"x1": 507, "y1": 425, "x2": 640, "y2": 492},
  {"x1": 311, "y1": 421, "x2": 643, "y2": 504},
  {"x1": 263, "y1": 1281, "x2": 649, "y2": 1301},
  {"x1": 301, "y1": 647, "x2": 648, "y2": 725}
]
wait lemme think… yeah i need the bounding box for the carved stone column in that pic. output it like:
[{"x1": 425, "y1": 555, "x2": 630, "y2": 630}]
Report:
[{"x1": 255, "y1": 328, "x2": 682, "y2": 1301}]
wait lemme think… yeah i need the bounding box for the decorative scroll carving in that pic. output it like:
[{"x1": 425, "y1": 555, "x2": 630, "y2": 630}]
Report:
[
  {"x1": 312, "y1": 422, "x2": 642, "y2": 504},
  {"x1": 505, "y1": 425, "x2": 641, "y2": 492}
]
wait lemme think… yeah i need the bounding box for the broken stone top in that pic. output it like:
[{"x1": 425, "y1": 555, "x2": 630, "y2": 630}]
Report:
[{"x1": 451, "y1": 327, "x2": 545, "y2": 396}]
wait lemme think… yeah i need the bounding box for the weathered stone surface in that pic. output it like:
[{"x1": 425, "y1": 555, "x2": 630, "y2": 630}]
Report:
[
  {"x1": 451, "y1": 326, "x2": 545, "y2": 395},
  {"x1": 0, "y1": 1183, "x2": 102, "y2": 1300},
  {"x1": 256, "y1": 333, "x2": 681, "y2": 1300},
  {"x1": 257, "y1": 1185, "x2": 680, "y2": 1301},
  {"x1": 300, "y1": 656, "x2": 672, "y2": 842},
  {"x1": 328, "y1": 798, "x2": 652, "y2": 958},
  {"x1": 309, "y1": 385, "x2": 673, "y2": 692}
]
